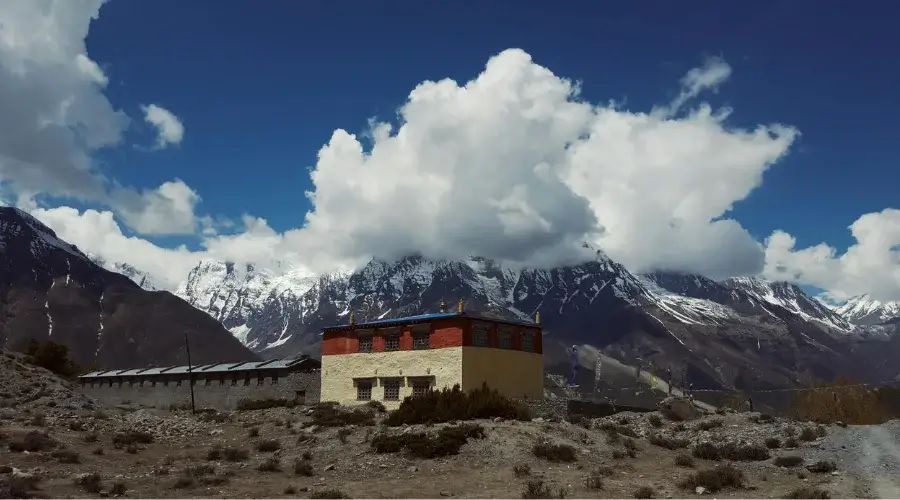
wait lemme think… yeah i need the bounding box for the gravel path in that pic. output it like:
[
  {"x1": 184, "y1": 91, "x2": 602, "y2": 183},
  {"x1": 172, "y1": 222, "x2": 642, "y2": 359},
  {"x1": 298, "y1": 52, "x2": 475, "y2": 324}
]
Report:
[{"x1": 807, "y1": 420, "x2": 900, "y2": 498}]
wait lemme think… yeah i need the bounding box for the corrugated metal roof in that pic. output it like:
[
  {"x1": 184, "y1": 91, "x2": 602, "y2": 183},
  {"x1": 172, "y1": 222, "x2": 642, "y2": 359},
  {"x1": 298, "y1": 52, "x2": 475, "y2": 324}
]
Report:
[{"x1": 77, "y1": 356, "x2": 320, "y2": 379}]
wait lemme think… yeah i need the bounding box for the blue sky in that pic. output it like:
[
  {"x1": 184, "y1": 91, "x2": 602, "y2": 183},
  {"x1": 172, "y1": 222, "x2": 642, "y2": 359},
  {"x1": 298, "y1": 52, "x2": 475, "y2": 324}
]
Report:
[
  {"x1": 84, "y1": 0, "x2": 898, "y2": 251},
  {"x1": 4, "y1": 0, "x2": 899, "y2": 299}
]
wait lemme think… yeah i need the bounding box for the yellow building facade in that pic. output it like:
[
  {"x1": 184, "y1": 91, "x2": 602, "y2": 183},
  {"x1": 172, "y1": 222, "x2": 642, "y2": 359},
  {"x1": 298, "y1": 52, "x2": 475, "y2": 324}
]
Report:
[{"x1": 319, "y1": 310, "x2": 543, "y2": 408}]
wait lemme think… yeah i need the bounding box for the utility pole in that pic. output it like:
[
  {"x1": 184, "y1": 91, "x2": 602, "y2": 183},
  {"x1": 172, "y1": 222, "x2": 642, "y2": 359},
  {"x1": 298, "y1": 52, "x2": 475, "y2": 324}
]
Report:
[{"x1": 184, "y1": 330, "x2": 196, "y2": 414}]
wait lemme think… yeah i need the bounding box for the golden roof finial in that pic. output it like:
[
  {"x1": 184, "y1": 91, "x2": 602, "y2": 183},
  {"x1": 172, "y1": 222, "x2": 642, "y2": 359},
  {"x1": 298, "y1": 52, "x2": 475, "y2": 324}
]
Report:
[
  {"x1": 349, "y1": 311, "x2": 356, "y2": 325},
  {"x1": 535, "y1": 311, "x2": 541, "y2": 324},
  {"x1": 457, "y1": 298, "x2": 465, "y2": 314},
  {"x1": 439, "y1": 298, "x2": 447, "y2": 313}
]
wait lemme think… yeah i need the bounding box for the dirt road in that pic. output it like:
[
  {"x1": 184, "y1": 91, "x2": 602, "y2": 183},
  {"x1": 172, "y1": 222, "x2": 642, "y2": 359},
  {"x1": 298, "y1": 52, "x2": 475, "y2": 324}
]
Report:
[{"x1": 809, "y1": 420, "x2": 900, "y2": 499}]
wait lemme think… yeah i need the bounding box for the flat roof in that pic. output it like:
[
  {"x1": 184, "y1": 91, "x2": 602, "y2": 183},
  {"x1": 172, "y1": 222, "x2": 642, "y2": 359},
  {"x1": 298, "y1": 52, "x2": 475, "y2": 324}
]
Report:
[
  {"x1": 78, "y1": 356, "x2": 320, "y2": 379},
  {"x1": 321, "y1": 311, "x2": 540, "y2": 333}
]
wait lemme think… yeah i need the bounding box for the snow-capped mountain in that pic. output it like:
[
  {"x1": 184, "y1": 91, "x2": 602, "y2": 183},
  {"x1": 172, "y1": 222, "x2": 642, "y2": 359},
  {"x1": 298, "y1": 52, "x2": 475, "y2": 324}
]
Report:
[
  {"x1": 834, "y1": 295, "x2": 900, "y2": 326},
  {"x1": 87, "y1": 253, "x2": 160, "y2": 291},
  {"x1": 0, "y1": 207, "x2": 255, "y2": 368},
  {"x1": 164, "y1": 252, "x2": 900, "y2": 391}
]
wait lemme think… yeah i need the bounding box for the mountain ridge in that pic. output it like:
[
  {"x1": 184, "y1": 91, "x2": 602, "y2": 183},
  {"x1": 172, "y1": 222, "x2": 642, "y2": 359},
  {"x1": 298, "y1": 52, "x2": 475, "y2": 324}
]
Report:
[{"x1": 0, "y1": 207, "x2": 258, "y2": 369}]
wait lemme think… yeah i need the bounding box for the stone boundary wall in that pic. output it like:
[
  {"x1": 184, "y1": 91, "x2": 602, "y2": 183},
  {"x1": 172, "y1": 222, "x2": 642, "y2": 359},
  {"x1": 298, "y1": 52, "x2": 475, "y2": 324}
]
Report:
[{"x1": 81, "y1": 370, "x2": 321, "y2": 411}]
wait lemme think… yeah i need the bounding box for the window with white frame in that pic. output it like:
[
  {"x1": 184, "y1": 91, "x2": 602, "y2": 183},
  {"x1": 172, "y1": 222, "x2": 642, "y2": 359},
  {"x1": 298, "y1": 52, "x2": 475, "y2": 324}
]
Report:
[
  {"x1": 521, "y1": 331, "x2": 535, "y2": 352},
  {"x1": 358, "y1": 335, "x2": 373, "y2": 353},
  {"x1": 356, "y1": 380, "x2": 373, "y2": 401},
  {"x1": 498, "y1": 328, "x2": 513, "y2": 349},
  {"x1": 473, "y1": 324, "x2": 489, "y2": 346},
  {"x1": 383, "y1": 379, "x2": 401, "y2": 401}
]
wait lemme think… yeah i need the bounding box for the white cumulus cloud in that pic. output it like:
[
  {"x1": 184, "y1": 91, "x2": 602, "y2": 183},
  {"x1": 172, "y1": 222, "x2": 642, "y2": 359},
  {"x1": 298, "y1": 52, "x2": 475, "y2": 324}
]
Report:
[
  {"x1": 764, "y1": 209, "x2": 900, "y2": 302},
  {"x1": 8, "y1": 1, "x2": 896, "y2": 301},
  {"x1": 35, "y1": 49, "x2": 809, "y2": 290},
  {"x1": 141, "y1": 104, "x2": 184, "y2": 149},
  {"x1": 0, "y1": 0, "x2": 197, "y2": 236}
]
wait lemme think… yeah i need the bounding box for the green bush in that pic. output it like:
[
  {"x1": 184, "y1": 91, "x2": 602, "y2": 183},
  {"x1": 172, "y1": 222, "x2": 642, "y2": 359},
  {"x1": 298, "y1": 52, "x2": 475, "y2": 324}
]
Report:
[
  {"x1": 310, "y1": 405, "x2": 374, "y2": 427},
  {"x1": 24, "y1": 339, "x2": 80, "y2": 378},
  {"x1": 383, "y1": 383, "x2": 531, "y2": 426},
  {"x1": 369, "y1": 424, "x2": 486, "y2": 458}
]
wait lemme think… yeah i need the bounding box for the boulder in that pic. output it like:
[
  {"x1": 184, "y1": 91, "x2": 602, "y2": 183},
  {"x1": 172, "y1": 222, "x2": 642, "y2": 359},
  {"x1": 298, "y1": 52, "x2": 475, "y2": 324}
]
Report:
[{"x1": 658, "y1": 396, "x2": 702, "y2": 421}]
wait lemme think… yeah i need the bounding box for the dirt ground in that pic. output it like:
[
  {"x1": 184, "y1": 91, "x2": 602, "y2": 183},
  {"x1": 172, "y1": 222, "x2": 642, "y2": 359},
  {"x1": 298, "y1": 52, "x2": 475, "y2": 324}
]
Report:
[{"x1": 0, "y1": 351, "x2": 875, "y2": 498}]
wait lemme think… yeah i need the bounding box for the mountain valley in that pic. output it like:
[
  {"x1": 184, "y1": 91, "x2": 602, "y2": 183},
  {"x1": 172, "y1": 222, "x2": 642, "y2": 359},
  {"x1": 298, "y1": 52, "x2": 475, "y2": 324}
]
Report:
[{"x1": 3, "y1": 207, "x2": 899, "y2": 395}]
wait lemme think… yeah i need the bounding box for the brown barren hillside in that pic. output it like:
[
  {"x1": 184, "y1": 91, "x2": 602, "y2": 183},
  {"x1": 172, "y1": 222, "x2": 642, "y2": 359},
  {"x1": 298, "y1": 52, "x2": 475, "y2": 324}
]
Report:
[{"x1": 0, "y1": 207, "x2": 257, "y2": 369}]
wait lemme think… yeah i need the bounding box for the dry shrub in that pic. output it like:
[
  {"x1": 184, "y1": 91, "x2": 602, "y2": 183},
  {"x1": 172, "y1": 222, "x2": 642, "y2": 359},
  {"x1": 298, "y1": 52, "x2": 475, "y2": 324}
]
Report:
[
  {"x1": 774, "y1": 455, "x2": 804, "y2": 467},
  {"x1": 692, "y1": 442, "x2": 770, "y2": 461},
  {"x1": 749, "y1": 413, "x2": 775, "y2": 423},
  {"x1": 674, "y1": 452, "x2": 695, "y2": 467},
  {"x1": 647, "y1": 413, "x2": 663, "y2": 427},
  {"x1": 807, "y1": 460, "x2": 837, "y2": 473},
  {"x1": 599, "y1": 421, "x2": 639, "y2": 438},
  {"x1": 2, "y1": 473, "x2": 42, "y2": 498},
  {"x1": 513, "y1": 463, "x2": 531, "y2": 477},
  {"x1": 51, "y1": 449, "x2": 80, "y2": 463},
  {"x1": 720, "y1": 393, "x2": 750, "y2": 412},
  {"x1": 633, "y1": 485, "x2": 655, "y2": 498},
  {"x1": 75, "y1": 472, "x2": 103, "y2": 494},
  {"x1": 223, "y1": 446, "x2": 249, "y2": 462},
  {"x1": 293, "y1": 459, "x2": 314, "y2": 476},
  {"x1": 257, "y1": 457, "x2": 280, "y2": 472},
  {"x1": 8, "y1": 430, "x2": 56, "y2": 452},
  {"x1": 648, "y1": 433, "x2": 688, "y2": 449},
  {"x1": 765, "y1": 437, "x2": 781, "y2": 449},
  {"x1": 521, "y1": 480, "x2": 566, "y2": 499},
  {"x1": 310, "y1": 489, "x2": 349, "y2": 499},
  {"x1": 787, "y1": 486, "x2": 830, "y2": 499},
  {"x1": 584, "y1": 470, "x2": 604, "y2": 490},
  {"x1": 696, "y1": 418, "x2": 724, "y2": 431},
  {"x1": 337, "y1": 427, "x2": 352, "y2": 444},
  {"x1": 791, "y1": 378, "x2": 887, "y2": 424},
  {"x1": 532, "y1": 442, "x2": 577, "y2": 462},
  {"x1": 384, "y1": 383, "x2": 531, "y2": 426},
  {"x1": 256, "y1": 439, "x2": 280, "y2": 452},
  {"x1": 799, "y1": 427, "x2": 818, "y2": 441},
  {"x1": 680, "y1": 463, "x2": 745, "y2": 493},
  {"x1": 112, "y1": 430, "x2": 153, "y2": 448},
  {"x1": 110, "y1": 481, "x2": 127, "y2": 496}
]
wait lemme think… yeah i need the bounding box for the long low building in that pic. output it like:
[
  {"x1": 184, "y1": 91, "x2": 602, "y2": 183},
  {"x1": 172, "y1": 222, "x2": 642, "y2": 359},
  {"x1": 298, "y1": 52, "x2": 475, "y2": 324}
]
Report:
[{"x1": 78, "y1": 355, "x2": 321, "y2": 410}]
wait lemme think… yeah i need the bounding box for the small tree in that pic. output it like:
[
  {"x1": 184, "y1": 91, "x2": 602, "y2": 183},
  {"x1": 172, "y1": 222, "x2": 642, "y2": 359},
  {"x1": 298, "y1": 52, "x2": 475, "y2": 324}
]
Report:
[{"x1": 25, "y1": 339, "x2": 79, "y2": 378}]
